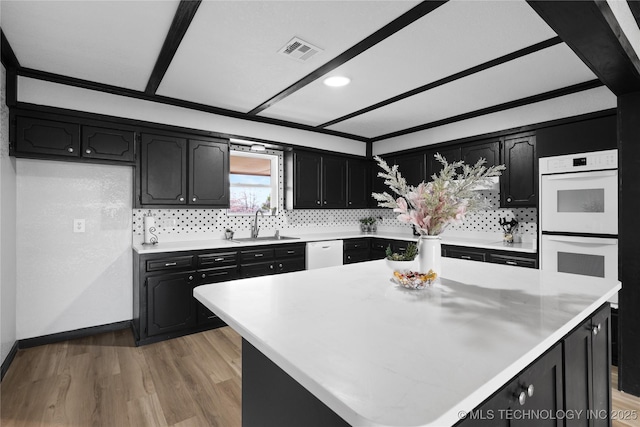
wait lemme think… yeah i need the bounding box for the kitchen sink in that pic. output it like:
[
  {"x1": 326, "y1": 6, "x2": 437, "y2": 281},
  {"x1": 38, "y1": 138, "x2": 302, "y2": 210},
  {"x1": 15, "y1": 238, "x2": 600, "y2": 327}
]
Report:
[{"x1": 230, "y1": 235, "x2": 300, "y2": 243}]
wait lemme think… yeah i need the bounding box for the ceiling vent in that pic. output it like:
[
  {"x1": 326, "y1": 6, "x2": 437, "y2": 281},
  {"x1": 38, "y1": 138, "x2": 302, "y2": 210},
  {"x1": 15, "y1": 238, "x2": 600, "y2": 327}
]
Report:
[{"x1": 278, "y1": 37, "x2": 322, "y2": 62}]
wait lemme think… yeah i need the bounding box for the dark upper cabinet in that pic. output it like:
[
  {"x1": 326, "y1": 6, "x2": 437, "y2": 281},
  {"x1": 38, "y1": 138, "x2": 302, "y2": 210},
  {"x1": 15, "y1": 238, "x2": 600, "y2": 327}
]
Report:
[
  {"x1": 13, "y1": 113, "x2": 136, "y2": 164},
  {"x1": 188, "y1": 139, "x2": 229, "y2": 206},
  {"x1": 461, "y1": 139, "x2": 500, "y2": 169},
  {"x1": 393, "y1": 153, "x2": 426, "y2": 186},
  {"x1": 292, "y1": 151, "x2": 322, "y2": 208},
  {"x1": 140, "y1": 134, "x2": 188, "y2": 205},
  {"x1": 140, "y1": 133, "x2": 229, "y2": 207},
  {"x1": 426, "y1": 146, "x2": 461, "y2": 179},
  {"x1": 82, "y1": 125, "x2": 135, "y2": 162},
  {"x1": 288, "y1": 150, "x2": 363, "y2": 209},
  {"x1": 347, "y1": 158, "x2": 370, "y2": 208},
  {"x1": 501, "y1": 133, "x2": 536, "y2": 207},
  {"x1": 15, "y1": 116, "x2": 80, "y2": 157},
  {"x1": 322, "y1": 155, "x2": 347, "y2": 208}
]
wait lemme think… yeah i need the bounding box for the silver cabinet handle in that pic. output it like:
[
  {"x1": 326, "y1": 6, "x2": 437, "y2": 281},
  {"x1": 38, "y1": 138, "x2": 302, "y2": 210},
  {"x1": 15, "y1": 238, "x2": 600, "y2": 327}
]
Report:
[
  {"x1": 85, "y1": 149, "x2": 92, "y2": 154},
  {"x1": 214, "y1": 257, "x2": 224, "y2": 261},
  {"x1": 279, "y1": 263, "x2": 283, "y2": 268},
  {"x1": 287, "y1": 250, "x2": 295, "y2": 254},
  {"x1": 269, "y1": 264, "x2": 274, "y2": 269},
  {"x1": 67, "y1": 147, "x2": 74, "y2": 153},
  {"x1": 527, "y1": 384, "x2": 534, "y2": 398},
  {"x1": 165, "y1": 262, "x2": 177, "y2": 266},
  {"x1": 506, "y1": 196, "x2": 513, "y2": 203},
  {"x1": 461, "y1": 255, "x2": 471, "y2": 260},
  {"x1": 348, "y1": 201, "x2": 352, "y2": 205},
  {"x1": 188, "y1": 275, "x2": 193, "y2": 281},
  {"x1": 192, "y1": 197, "x2": 197, "y2": 202},
  {"x1": 323, "y1": 201, "x2": 327, "y2": 205},
  {"x1": 254, "y1": 253, "x2": 263, "y2": 257},
  {"x1": 179, "y1": 197, "x2": 185, "y2": 202},
  {"x1": 316, "y1": 200, "x2": 320, "y2": 205},
  {"x1": 201, "y1": 273, "x2": 206, "y2": 279},
  {"x1": 506, "y1": 260, "x2": 518, "y2": 265},
  {"x1": 517, "y1": 391, "x2": 526, "y2": 406},
  {"x1": 593, "y1": 323, "x2": 602, "y2": 335}
]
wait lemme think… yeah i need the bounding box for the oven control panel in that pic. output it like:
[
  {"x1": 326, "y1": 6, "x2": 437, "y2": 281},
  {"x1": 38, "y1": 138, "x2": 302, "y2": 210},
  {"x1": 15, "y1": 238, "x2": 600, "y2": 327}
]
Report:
[{"x1": 539, "y1": 149, "x2": 617, "y2": 174}]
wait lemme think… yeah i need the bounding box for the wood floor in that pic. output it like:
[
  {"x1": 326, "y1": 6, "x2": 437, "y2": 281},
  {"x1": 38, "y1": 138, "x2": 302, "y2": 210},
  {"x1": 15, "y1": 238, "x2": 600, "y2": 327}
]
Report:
[{"x1": 1, "y1": 327, "x2": 638, "y2": 427}]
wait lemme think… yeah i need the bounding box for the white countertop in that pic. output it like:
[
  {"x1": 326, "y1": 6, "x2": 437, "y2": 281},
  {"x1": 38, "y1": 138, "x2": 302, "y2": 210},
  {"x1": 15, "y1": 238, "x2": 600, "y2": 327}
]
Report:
[
  {"x1": 194, "y1": 258, "x2": 619, "y2": 427},
  {"x1": 133, "y1": 230, "x2": 536, "y2": 254}
]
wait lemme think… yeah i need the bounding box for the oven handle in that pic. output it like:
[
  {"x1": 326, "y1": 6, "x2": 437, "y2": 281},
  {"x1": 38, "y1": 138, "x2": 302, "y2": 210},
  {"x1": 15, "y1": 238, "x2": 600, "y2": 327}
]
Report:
[
  {"x1": 542, "y1": 170, "x2": 617, "y2": 180},
  {"x1": 545, "y1": 235, "x2": 617, "y2": 245}
]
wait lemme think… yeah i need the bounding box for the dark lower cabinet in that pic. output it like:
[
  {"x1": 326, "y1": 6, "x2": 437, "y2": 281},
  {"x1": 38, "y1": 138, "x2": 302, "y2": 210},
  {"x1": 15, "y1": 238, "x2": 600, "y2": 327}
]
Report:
[
  {"x1": 564, "y1": 304, "x2": 611, "y2": 427},
  {"x1": 344, "y1": 239, "x2": 370, "y2": 264},
  {"x1": 445, "y1": 247, "x2": 487, "y2": 262},
  {"x1": 134, "y1": 249, "x2": 238, "y2": 345},
  {"x1": 240, "y1": 243, "x2": 306, "y2": 278},
  {"x1": 147, "y1": 271, "x2": 198, "y2": 337}
]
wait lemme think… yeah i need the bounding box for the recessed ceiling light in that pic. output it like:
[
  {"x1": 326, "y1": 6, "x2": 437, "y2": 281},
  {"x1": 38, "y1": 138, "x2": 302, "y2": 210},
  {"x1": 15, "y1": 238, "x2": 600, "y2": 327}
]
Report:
[{"x1": 323, "y1": 76, "x2": 351, "y2": 87}]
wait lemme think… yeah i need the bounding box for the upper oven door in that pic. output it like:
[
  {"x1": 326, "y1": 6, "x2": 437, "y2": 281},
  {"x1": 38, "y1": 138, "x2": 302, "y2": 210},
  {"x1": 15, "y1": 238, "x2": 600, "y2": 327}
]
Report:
[{"x1": 540, "y1": 170, "x2": 618, "y2": 235}]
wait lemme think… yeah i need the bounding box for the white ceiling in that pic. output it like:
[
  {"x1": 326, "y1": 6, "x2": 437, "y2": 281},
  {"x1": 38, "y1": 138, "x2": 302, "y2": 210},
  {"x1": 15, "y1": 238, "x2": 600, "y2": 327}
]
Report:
[{"x1": 1, "y1": 0, "x2": 603, "y2": 143}]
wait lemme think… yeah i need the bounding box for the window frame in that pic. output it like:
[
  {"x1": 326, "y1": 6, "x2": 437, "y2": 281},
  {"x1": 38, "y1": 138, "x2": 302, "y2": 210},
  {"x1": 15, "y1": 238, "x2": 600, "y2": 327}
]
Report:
[{"x1": 227, "y1": 150, "x2": 280, "y2": 216}]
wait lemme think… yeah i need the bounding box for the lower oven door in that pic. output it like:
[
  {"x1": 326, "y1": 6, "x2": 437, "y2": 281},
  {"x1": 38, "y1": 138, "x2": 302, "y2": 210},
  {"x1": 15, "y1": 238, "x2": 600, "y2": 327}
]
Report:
[{"x1": 540, "y1": 234, "x2": 618, "y2": 306}]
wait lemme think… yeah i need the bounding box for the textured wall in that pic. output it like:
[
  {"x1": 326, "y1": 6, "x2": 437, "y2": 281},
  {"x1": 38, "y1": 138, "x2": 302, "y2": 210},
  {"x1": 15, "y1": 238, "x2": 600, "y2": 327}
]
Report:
[
  {"x1": 16, "y1": 160, "x2": 133, "y2": 339},
  {"x1": 1, "y1": 63, "x2": 18, "y2": 365}
]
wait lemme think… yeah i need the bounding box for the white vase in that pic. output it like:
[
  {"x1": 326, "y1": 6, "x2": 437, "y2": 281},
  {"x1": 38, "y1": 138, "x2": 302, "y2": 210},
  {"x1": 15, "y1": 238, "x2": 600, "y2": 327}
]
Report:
[{"x1": 417, "y1": 235, "x2": 441, "y2": 277}]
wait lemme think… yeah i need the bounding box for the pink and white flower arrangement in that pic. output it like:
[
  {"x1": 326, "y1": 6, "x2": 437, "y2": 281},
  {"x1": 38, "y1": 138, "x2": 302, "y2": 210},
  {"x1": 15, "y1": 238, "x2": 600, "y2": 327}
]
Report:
[{"x1": 372, "y1": 154, "x2": 506, "y2": 236}]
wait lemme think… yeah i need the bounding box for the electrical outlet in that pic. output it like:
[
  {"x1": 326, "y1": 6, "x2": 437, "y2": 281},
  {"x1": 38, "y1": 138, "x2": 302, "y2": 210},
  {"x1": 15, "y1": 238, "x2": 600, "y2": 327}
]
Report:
[{"x1": 73, "y1": 219, "x2": 85, "y2": 233}]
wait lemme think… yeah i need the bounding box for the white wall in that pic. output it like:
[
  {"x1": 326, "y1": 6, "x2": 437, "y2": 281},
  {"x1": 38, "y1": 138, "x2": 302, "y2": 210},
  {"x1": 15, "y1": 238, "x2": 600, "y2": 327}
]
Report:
[
  {"x1": 17, "y1": 77, "x2": 368, "y2": 157},
  {"x1": 1, "y1": 64, "x2": 18, "y2": 364},
  {"x1": 373, "y1": 86, "x2": 617, "y2": 155},
  {"x1": 16, "y1": 160, "x2": 132, "y2": 339}
]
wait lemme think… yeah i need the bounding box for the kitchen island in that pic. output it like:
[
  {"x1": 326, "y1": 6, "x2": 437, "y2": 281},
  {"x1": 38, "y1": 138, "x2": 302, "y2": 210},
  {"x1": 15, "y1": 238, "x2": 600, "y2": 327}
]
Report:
[{"x1": 194, "y1": 258, "x2": 620, "y2": 427}]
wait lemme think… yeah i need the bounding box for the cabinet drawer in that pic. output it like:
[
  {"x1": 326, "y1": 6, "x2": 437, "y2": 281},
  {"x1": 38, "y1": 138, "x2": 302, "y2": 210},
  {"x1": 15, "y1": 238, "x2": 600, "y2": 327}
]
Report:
[
  {"x1": 371, "y1": 239, "x2": 390, "y2": 252},
  {"x1": 198, "y1": 251, "x2": 238, "y2": 268},
  {"x1": 344, "y1": 239, "x2": 370, "y2": 251},
  {"x1": 240, "y1": 248, "x2": 275, "y2": 263},
  {"x1": 275, "y1": 245, "x2": 305, "y2": 259},
  {"x1": 146, "y1": 255, "x2": 194, "y2": 272},
  {"x1": 198, "y1": 266, "x2": 239, "y2": 283},
  {"x1": 344, "y1": 249, "x2": 370, "y2": 264},
  {"x1": 241, "y1": 261, "x2": 276, "y2": 278},
  {"x1": 447, "y1": 248, "x2": 486, "y2": 262},
  {"x1": 489, "y1": 254, "x2": 537, "y2": 269},
  {"x1": 275, "y1": 258, "x2": 305, "y2": 274}
]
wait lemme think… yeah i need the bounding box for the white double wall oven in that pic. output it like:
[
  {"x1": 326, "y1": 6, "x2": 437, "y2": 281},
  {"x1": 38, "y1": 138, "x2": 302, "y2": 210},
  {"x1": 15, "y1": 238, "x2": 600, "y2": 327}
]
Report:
[{"x1": 539, "y1": 149, "x2": 619, "y2": 306}]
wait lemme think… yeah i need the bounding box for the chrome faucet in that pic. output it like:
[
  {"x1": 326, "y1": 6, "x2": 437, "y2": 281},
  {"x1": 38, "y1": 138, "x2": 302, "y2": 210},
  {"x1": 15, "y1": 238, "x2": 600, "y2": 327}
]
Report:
[{"x1": 251, "y1": 210, "x2": 264, "y2": 238}]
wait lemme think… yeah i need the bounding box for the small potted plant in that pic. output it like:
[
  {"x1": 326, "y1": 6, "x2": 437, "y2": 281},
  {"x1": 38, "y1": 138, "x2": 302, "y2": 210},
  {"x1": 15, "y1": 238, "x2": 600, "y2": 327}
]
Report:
[
  {"x1": 385, "y1": 242, "x2": 418, "y2": 272},
  {"x1": 359, "y1": 216, "x2": 378, "y2": 233}
]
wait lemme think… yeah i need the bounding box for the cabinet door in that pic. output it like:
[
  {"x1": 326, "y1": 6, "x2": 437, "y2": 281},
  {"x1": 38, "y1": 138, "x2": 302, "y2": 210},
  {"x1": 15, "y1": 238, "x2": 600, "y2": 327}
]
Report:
[
  {"x1": 16, "y1": 116, "x2": 80, "y2": 157},
  {"x1": 275, "y1": 258, "x2": 305, "y2": 274},
  {"x1": 426, "y1": 147, "x2": 461, "y2": 178},
  {"x1": 347, "y1": 158, "x2": 370, "y2": 208},
  {"x1": 294, "y1": 151, "x2": 322, "y2": 208},
  {"x1": 82, "y1": 125, "x2": 135, "y2": 162},
  {"x1": 241, "y1": 262, "x2": 276, "y2": 278},
  {"x1": 322, "y1": 155, "x2": 347, "y2": 208},
  {"x1": 461, "y1": 140, "x2": 500, "y2": 168},
  {"x1": 393, "y1": 153, "x2": 426, "y2": 186},
  {"x1": 140, "y1": 134, "x2": 187, "y2": 205},
  {"x1": 147, "y1": 272, "x2": 197, "y2": 336},
  {"x1": 502, "y1": 135, "x2": 536, "y2": 207},
  {"x1": 188, "y1": 138, "x2": 229, "y2": 206},
  {"x1": 370, "y1": 239, "x2": 390, "y2": 260}
]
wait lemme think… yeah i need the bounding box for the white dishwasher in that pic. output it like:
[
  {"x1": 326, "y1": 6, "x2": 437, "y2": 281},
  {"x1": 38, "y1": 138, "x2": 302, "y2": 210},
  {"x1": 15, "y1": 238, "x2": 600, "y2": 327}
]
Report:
[{"x1": 305, "y1": 240, "x2": 344, "y2": 270}]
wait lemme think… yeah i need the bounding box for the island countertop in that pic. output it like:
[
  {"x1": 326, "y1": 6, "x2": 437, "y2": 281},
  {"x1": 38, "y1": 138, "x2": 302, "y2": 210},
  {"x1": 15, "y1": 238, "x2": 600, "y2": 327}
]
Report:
[{"x1": 194, "y1": 259, "x2": 619, "y2": 427}]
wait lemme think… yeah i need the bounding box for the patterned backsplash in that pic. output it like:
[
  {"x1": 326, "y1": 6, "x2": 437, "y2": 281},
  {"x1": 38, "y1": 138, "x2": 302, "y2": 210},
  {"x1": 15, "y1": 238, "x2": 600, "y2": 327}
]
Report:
[{"x1": 133, "y1": 191, "x2": 537, "y2": 239}]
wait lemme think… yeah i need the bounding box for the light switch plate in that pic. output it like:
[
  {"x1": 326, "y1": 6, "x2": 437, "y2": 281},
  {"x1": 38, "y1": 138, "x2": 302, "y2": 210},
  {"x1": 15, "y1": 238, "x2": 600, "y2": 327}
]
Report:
[{"x1": 73, "y1": 219, "x2": 85, "y2": 233}]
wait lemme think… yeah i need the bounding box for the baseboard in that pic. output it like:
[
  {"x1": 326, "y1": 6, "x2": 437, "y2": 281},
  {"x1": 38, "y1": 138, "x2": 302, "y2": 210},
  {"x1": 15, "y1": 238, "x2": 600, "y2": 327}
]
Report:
[
  {"x1": 18, "y1": 320, "x2": 132, "y2": 349},
  {"x1": 1, "y1": 341, "x2": 19, "y2": 381}
]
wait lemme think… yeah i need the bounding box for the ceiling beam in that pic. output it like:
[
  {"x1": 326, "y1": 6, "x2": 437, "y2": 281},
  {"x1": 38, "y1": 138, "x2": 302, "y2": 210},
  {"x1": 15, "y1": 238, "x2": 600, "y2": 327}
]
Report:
[
  {"x1": 527, "y1": 0, "x2": 640, "y2": 96},
  {"x1": 1, "y1": 30, "x2": 20, "y2": 69},
  {"x1": 247, "y1": 0, "x2": 448, "y2": 116},
  {"x1": 628, "y1": 0, "x2": 640, "y2": 29},
  {"x1": 145, "y1": 0, "x2": 202, "y2": 95},
  {"x1": 370, "y1": 79, "x2": 604, "y2": 142},
  {"x1": 318, "y1": 36, "x2": 563, "y2": 129}
]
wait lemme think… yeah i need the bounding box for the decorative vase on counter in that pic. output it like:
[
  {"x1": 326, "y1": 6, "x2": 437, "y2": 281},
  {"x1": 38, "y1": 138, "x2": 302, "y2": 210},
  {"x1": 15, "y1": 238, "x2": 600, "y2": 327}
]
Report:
[{"x1": 417, "y1": 236, "x2": 441, "y2": 279}]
